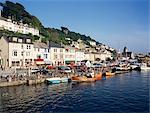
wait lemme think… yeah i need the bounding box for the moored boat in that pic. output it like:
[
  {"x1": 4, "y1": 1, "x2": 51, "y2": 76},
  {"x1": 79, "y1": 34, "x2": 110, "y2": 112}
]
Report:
[
  {"x1": 72, "y1": 76, "x2": 96, "y2": 82},
  {"x1": 60, "y1": 77, "x2": 69, "y2": 83},
  {"x1": 106, "y1": 72, "x2": 115, "y2": 76},
  {"x1": 46, "y1": 77, "x2": 61, "y2": 84},
  {"x1": 95, "y1": 73, "x2": 102, "y2": 80}
]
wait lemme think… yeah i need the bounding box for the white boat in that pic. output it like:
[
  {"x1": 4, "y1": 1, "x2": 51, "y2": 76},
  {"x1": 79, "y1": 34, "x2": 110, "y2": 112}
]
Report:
[
  {"x1": 140, "y1": 63, "x2": 150, "y2": 70},
  {"x1": 60, "y1": 77, "x2": 69, "y2": 83},
  {"x1": 46, "y1": 77, "x2": 61, "y2": 84}
]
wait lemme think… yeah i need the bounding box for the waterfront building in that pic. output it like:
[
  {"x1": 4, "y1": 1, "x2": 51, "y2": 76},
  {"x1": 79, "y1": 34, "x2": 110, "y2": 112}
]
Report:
[
  {"x1": 33, "y1": 41, "x2": 51, "y2": 65},
  {"x1": 75, "y1": 50, "x2": 85, "y2": 64},
  {"x1": 64, "y1": 46, "x2": 76, "y2": 65},
  {"x1": 49, "y1": 42, "x2": 65, "y2": 66},
  {"x1": 0, "y1": 36, "x2": 34, "y2": 68},
  {"x1": 0, "y1": 11, "x2": 39, "y2": 36}
]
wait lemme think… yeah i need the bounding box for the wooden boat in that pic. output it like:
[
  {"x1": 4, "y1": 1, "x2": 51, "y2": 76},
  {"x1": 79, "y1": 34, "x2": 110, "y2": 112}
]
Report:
[
  {"x1": 95, "y1": 73, "x2": 102, "y2": 80},
  {"x1": 72, "y1": 76, "x2": 96, "y2": 82},
  {"x1": 106, "y1": 72, "x2": 115, "y2": 76},
  {"x1": 46, "y1": 77, "x2": 61, "y2": 84}
]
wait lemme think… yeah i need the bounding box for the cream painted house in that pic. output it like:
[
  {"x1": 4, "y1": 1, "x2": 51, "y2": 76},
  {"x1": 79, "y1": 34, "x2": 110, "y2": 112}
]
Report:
[
  {"x1": 75, "y1": 50, "x2": 85, "y2": 64},
  {"x1": 0, "y1": 36, "x2": 34, "y2": 68},
  {"x1": 64, "y1": 46, "x2": 76, "y2": 64},
  {"x1": 49, "y1": 42, "x2": 65, "y2": 66}
]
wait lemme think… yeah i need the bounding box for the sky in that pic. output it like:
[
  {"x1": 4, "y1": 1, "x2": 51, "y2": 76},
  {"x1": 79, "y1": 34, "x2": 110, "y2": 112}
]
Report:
[{"x1": 1, "y1": 0, "x2": 149, "y2": 53}]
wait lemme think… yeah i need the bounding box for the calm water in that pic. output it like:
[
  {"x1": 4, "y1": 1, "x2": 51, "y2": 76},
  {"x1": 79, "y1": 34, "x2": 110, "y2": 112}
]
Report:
[{"x1": 0, "y1": 71, "x2": 149, "y2": 113}]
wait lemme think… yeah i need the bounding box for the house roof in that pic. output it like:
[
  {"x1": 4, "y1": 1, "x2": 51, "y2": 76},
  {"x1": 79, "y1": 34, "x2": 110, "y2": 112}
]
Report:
[
  {"x1": 3, "y1": 35, "x2": 33, "y2": 44},
  {"x1": 49, "y1": 42, "x2": 64, "y2": 48},
  {"x1": 33, "y1": 42, "x2": 48, "y2": 49}
]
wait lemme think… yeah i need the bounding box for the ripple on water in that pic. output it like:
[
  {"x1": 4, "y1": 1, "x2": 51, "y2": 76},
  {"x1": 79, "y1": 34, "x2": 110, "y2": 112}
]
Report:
[{"x1": 0, "y1": 71, "x2": 149, "y2": 113}]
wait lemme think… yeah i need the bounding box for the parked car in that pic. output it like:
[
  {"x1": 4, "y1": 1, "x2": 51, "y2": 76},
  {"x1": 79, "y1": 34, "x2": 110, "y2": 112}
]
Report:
[
  {"x1": 31, "y1": 68, "x2": 39, "y2": 74},
  {"x1": 57, "y1": 66, "x2": 72, "y2": 73}
]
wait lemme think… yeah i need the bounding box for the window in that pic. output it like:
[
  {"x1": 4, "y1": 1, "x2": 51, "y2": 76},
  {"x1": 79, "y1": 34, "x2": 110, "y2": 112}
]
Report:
[
  {"x1": 27, "y1": 45, "x2": 28, "y2": 49},
  {"x1": 29, "y1": 45, "x2": 31, "y2": 49},
  {"x1": 26, "y1": 52, "x2": 30, "y2": 56},
  {"x1": 13, "y1": 51, "x2": 17, "y2": 56},
  {"x1": 18, "y1": 39, "x2": 23, "y2": 43},
  {"x1": 60, "y1": 55, "x2": 63, "y2": 59},
  {"x1": 44, "y1": 54, "x2": 48, "y2": 59},
  {"x1": 21, "y1": 45, "x2": 23, "y2": 49},
  {"x1": 21, "y1": 51, "x2": 24, "y2": 56},
  {"x1": 13, "y1": 37, "x2": 17, "y2": 42},
  {"x1": 54, "y1": 49, "x2": 57, "y2": 52},
  {"x1": 45, "y1": 49, "x2": 47, "y2": 52},
  {"x1": 60, "y1": 49, "x2": 63, "y2": 52},
  {"x1": 48, "y1": 49, "x2": 50, "y2": 52},
  {"x1": 54, "y1": 55, "x2": 57, "y2": 59},
  {"x1": 26, "y1": 39, "x2": 31, "y2": 43},
  {"x1": 38, "y1": 48, "x2": 40, "y2": 52}
]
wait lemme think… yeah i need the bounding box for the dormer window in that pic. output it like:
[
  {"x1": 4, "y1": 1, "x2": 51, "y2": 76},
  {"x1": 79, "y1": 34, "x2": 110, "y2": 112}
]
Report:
[
  {"x1": 13, "y1": 37, "x2": 17, "y2": 42},
  {"x1": 26, "y1": 39, "x2": 31, "y2": 43},
  {"x1": 18, "y1": 39, "x2": 23, "y2": 43}
]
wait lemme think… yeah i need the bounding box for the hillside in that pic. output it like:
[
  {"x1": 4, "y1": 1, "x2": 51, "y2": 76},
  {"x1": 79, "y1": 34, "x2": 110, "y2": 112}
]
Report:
[{"x1": 0, "y1": 1, "x2": 100, "y2": 46}]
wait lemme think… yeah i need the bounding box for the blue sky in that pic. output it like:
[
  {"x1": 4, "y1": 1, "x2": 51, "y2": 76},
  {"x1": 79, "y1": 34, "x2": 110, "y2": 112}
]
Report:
[{"x1": 2, "y1": 0, "x2": 149, "y2": 53}]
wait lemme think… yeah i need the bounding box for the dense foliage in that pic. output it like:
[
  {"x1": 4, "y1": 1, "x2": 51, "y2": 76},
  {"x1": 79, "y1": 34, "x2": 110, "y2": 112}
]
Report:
[{"x1": 0, "y1": 1, "x2": 99, "y2": 45}]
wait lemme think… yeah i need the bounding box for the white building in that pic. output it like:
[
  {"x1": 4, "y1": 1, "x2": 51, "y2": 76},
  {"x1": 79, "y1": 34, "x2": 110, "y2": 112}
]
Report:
[
  {"x1": 33, "y1": 41, "x2": 51, "y2": 65},
  {"x1": 49, "y1": 42, "x2": 65, "y2": 66},
  {"x1": 89, "y1": 41, "x2": 96, "y2": 46},
  {"x1": 0, "y1": 11, "x2": 39, "y2": 36},
  {"x1": 0, "y1": 36, "x2": 35, "y2": 68},
  {"x1": 64, "y1": 46, "x2": 76, "y2": 64},
  {"x1": 75, "y1": 50, "x2": 85, "y2": 64}
]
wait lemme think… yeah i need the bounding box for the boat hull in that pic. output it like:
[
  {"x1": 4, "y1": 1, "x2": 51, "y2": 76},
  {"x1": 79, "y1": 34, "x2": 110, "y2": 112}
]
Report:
[
  {"x1": 95, "y1": 73, "x2": 102, "y2": 80},
  {"x1": 106, "y1": 72, "x2": 115, "y2": 76},
  {"x1": 72, "y1": 76, "x2": 96, "y2": 82},
  {"x1": 61, "y1": 77, "x2": 69, "y2": 83},
  {"x1": 46, "y1": 77, "x2": 61, "y2": 84}
]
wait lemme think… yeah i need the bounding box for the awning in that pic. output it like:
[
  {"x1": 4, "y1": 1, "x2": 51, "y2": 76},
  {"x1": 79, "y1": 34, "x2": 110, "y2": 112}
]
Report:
[{"x1": 34, "y1": 58, "x2": 44, "y2": 65}]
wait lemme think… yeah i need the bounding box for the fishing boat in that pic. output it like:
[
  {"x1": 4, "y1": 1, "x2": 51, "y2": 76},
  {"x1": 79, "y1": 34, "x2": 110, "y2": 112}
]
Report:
[
  {"x1": 106, "y1": 72, "x2": 115, "y2": 76},
  {"x1": 46, "y1": 77, "x2": 61, "y2": 84},
  {"x1": 72, "y1": 76, "x2": 96, "y2": 82}
]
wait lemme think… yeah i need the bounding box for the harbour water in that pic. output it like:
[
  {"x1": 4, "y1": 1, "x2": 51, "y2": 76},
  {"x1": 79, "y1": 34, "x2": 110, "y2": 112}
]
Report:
[{"x1": 0, "y1": 71, "x2": 149, "y2": 113}]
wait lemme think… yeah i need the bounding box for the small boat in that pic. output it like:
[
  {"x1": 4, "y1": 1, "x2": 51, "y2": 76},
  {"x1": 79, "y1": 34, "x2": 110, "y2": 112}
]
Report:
[
  {"x1": 60, "y1": 77, "x2": 69, "y2": 83},
  {"x1": 106, "y1": 72, "x2": 115, "y2": 76},
  {"x1": 72, "y1": 76, "x2": 96, "y2": 82},
  {"x1": 140, "y1": 63, "x2": 150, "y2": 70},
  {"x1": 95, "y1": 73, "x2": 102, "y2": 80},
  {"x1": 46, "y1": 77, "x2": 61, "y2": 84}
]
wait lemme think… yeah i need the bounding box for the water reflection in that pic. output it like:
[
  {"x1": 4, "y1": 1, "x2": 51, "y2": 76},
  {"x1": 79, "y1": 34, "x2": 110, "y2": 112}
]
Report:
[{"x1": 0, "y1": 71, "x2": 149, "y2": 113}]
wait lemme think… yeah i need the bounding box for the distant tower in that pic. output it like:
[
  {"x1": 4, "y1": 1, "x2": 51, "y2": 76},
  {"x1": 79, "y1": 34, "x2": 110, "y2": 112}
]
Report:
[
  {"x1": 123, "y1": 47, "x2": 128, "y2": 58},
  {"x1": 123, "y1": 47, "x2": 128, "y2": 53}
]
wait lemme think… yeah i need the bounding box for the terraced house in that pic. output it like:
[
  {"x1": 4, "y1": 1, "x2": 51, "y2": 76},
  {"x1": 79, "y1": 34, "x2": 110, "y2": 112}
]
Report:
[{"x1": 0, "y1": 36, "x2": 34, "y2": 68}]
